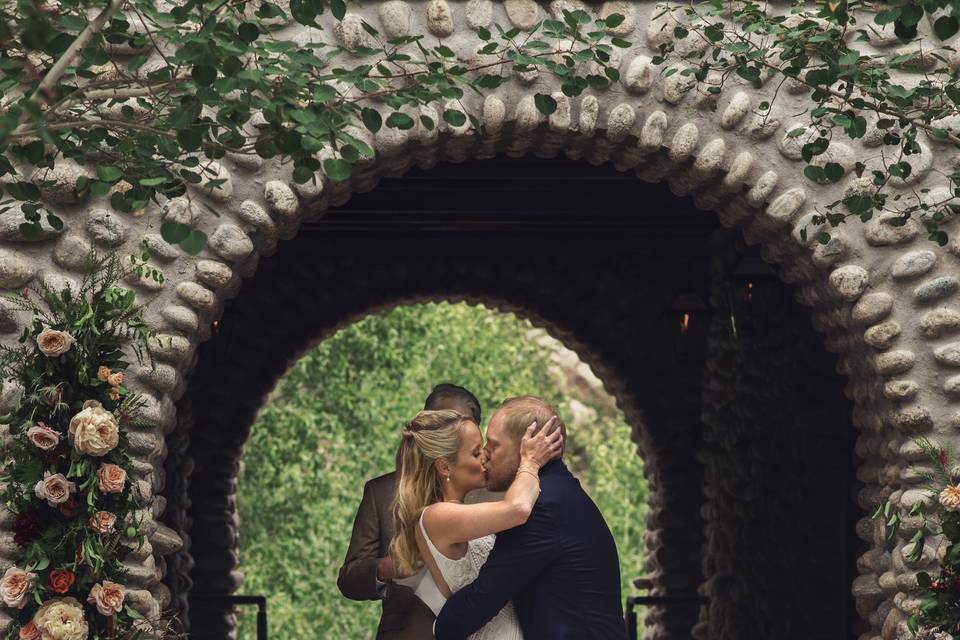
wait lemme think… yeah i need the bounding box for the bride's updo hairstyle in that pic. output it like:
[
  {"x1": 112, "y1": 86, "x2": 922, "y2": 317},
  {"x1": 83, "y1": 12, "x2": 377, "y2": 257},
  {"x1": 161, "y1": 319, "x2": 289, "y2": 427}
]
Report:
[{"x1": 390, "y1": 409, "x2": 468, "y2": 575}]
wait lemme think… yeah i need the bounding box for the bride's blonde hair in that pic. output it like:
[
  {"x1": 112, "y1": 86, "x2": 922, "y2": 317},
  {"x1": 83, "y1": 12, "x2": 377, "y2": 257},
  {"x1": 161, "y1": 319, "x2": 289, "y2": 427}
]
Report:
[{"x1": 390, "y1": 409, "x2": 468, "y2": 575}]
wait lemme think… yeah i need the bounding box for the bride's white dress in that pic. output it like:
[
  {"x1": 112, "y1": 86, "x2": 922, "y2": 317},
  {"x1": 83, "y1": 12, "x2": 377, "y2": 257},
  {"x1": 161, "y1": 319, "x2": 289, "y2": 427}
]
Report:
[{"x1": 419, "y1": 510, "x2": 524, "y2": 640}]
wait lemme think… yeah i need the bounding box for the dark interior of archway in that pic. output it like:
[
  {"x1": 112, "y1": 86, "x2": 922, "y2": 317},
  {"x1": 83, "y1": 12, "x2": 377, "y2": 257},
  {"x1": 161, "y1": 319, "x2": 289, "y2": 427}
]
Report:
[{"x1": 165, "y1": 158, "x2": 862, "y2": 640}]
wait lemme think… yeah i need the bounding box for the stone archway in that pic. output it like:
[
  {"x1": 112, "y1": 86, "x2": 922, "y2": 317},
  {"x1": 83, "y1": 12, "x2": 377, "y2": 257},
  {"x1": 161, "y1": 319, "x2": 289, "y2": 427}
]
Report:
[{"x1": 0, "y1": 3, "x2": 955, "y2": 639}]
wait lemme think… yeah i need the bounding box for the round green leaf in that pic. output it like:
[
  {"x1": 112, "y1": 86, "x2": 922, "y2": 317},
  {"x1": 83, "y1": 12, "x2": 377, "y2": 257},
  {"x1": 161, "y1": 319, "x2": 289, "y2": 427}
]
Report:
[
  {"x1": 361, "y1": 108, "x2": 382, "y2": 133},
  {"x1": 192, "y1": 65, "x2": 217, "y2": 86},
  {"x1": 443, "y1": 109, "x2": 467, "y2": 127},
  {"x1": 385, "y1": 112, "x2": 414, "y2": 130},
  {"x1": 323, "y1": 158, "x2": 352, "y2": 182},
  {"x1": 96, "y1": 165, "x2": 123, "y2": 183},
  {"x1": 180, "y1": 229, "x2": 208, "y2": 256},
  {"x1": 935, "y1": 15, "x2": 960, "y2": 41},
  {"x1": 533, "y1": 93, "x2": 557, "y2": 116},
  {"x1": 161, "y1": 221, "x2": 191, "y2": 244},
  {"x1": 238, "y1": 22, "x2": 260, "y2": 43}
]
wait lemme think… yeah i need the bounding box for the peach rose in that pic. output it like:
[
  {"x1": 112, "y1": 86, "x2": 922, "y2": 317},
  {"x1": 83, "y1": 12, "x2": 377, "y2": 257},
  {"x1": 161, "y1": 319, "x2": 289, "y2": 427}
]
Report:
[
  {"x1": 47, "y1": 569, "x2": 74, "y2": 595},
  {"x1": 19, "y1": 620, "x2": 40, "y2": 640},
  {"x1": 940, "y1": 485, "x2": 960, "y2": 512},
  {"x1": 96, "y1": 366, "x2": 110, "y2": 383},
  {"x1": 26, "y1": 423, "x2": 60, "y2": 451},
  {"x1": 33, "y1": 472, "x2": 75, "y2": 507},
  {"x1": 0, "y1": 566, "x2": 36, "y2": 609},
  {"x1": 36, "y1": 329, "x2": 75, "y2": 358},
  {"x1": 106, "y1": 372, "x2": 122, "y2": 387},
  {"x1": 89, "y1": 511, "x2": 116, "y2": 535},
  {"x1": 67, "y1": 400, "x2": 118, "y2": 457},
  {"x1": 108, "y1": 386, "x2": 120, "y2": 402},
  {"x1": 87, "y1": 581, "x2": 124, "y2": 617},
  {"x1": 96, "y1": 463, "x2": 126, "y2": 494},
  {"x1": 33, "y1": 596, "x2": 87, "y2": 640}
]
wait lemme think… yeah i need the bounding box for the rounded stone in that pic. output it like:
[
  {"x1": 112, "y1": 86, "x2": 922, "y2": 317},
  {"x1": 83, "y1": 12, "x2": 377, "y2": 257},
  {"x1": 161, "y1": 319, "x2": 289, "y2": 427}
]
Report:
[
  {"x1": 208, "y1": 224, "x2": 254, "y2": 262},
  {"x1": 505, "y1": 0, "x2": 540, "y2": 30},
  {"x1": 160, "y1": 306, "x2": 198, "y2": 333},
  {"x1": 195, "y1": 161, "x2": 232, "y2": 202},
  {"x1": 148, "y1": 333, "x2": 192, "y2": 362},
  {"x1": 465, "y1": 0, "x2": 492, "y2": 29},
  {"x1": 52, "y1": 234, "x2": 93, "y2": 272},
  {"x1": 427, "y1": 0, "x2": 454, "y2": 36},
  {"x1": 766, "y1": 188, "x2": 806, "y2": 222},
  {"x1": 85, "y1": 209, "x2": 128, "y2": 247},
  {"x1": 606, "y1": 104, "x2": 636, "y2": 143},
  {"x1": 162, "y1": 198, "x2": 197, "y2": 226},
  {"x1": 944, "y1": 375, "x2": 960, "y2": 398},
  {"x1": 0, "y1": 249, "x2": 36, "y2": 288},
  {"x1": 195, "y1": 260, "x2": 233, "y2": 289},
  {"x1": 864, "y1": 322, "x2": 901, "y2": 350},
  {"x1": 143, "y1": 234, "x2": 180, "y2": 262},
  {"x1": 915, "y1": 276, "x2": 959, "y2": 303},
  {"x1": 264, "y1": 181, "x2": 300, "y2": 219},
  {"x1": 852, "y1": 292, "x2": 894, "y2": 324},
  {"x1": 722, "y1": 151, "x2": 754, "y2": 189},
  {"x1": 893, "y1": 407, "x2": 933, "y2": 433},
  {"x1": 577, "y1": 95, "x2": 598, "y2": 136},
  {"x1": 335, "y1": 13, "x2": 372, "y2": 48},
  {"x1": 891, "y1": 250, "x2": 937, "y2": 279},
  {"x1": 667, "y1": 122, "x2": 699, "y2": 162},
  {"x1": 864, "y1": 216, "x2": 918, "y2": 246},
  {"x1": 639, "y1": 110, "x2": 667, "y2": 152},
  {"x1": 482, "y1": 96, "x2": 506, "y2": 134},
  {"x1": 662, "y1": 68, "x2": 696, "y2": 104},
  {"x1": 829, "y1": 265, "x2": 869, "y2": 301},
  {"x1": 176, "y1": 282, "x2": 216, "y2": 311},
  {"x1": 883, "y1": 380, "x2": 919, "y2": 401},
  {"x1": 720, "y1": 91, "x2": 751, "y2": 129},
  {"x1": 547, "y1": 93, "x2": 570, "y2": 132},
  {"x1": 378, "y1": 0, "x2": 411, "y2": 38},
  {"x1": 515, "y1": 95, "x2": 543, "y2": 135},
  {"x1": 745, "y1": 170, "x2": 779, "y2": 207},
  {"x1": 934, "y1": 342, "x2": 960, "y2": 367},
  {"x1": 236, "y1": 200, "x2": 273, "y2": 231},
  {"x1": 622, "y1": 56, "x2": 654, "y2": 94},
  {"x1": 691, "y1": 137, "x2": 727, "y2": 178},
  {"x1": 31, "y1": 160, "x2": 90, "y2": 205},
  {"x1": 0, "y1": 205, "x2": 65, "y2": 242},
  {"x1": 875, "y1": 350, "x2": 915, "y2": 375},
  {"x1": 126, "y1": 268, "x2": 164, "y2": 292},
  {"x1": 919, "y1": 308, "x2": 960, "y2": 339}
]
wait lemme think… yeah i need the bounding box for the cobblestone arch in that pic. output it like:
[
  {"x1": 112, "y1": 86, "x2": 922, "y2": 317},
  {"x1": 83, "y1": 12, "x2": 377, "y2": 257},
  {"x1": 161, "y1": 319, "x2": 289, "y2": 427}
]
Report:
[{"x1": 0, "y1": 2, "x2": 957, "y2": 639}]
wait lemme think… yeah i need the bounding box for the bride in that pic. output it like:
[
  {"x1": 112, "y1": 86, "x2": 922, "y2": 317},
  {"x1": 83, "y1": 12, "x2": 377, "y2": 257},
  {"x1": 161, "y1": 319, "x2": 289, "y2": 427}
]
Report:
[{"x1": 389, "y1": 409, "x2": 562, "y2": 640}]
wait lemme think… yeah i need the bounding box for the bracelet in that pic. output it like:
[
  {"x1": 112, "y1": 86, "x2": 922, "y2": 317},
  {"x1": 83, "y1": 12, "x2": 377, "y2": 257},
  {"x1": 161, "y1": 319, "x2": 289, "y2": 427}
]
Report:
[{"x1": 517, "y1": 468, "x2": 540, "y2": 481}]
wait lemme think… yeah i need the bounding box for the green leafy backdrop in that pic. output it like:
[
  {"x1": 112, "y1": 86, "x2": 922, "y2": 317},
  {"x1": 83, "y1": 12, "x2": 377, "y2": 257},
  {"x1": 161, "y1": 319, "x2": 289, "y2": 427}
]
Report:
[{"x1": 235, "y1": 302, "x2": 647, "y2": 638}]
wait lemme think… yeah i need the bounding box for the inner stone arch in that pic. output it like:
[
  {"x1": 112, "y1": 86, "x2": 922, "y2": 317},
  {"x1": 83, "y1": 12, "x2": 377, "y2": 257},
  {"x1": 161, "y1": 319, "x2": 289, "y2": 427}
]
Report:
[{"x1": 151, "y1": 159, "x2": 862, "y2": 640}]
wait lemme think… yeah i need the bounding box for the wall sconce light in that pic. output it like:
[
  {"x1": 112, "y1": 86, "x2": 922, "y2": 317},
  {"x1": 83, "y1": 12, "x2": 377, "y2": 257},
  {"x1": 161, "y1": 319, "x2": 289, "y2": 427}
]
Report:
[
  {"x1": 664, "y1": 291, "x2": 709, "y2": 360},
  {"x1": 726, "y1": 254, "x2": 778, "y2": 339}
]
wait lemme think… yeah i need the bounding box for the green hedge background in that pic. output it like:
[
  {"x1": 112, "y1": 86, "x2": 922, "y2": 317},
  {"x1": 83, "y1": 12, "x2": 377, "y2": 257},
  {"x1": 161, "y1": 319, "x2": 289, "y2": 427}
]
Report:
[{"x1": 234, "y1": 303, "x2": 648, "y2": 638}]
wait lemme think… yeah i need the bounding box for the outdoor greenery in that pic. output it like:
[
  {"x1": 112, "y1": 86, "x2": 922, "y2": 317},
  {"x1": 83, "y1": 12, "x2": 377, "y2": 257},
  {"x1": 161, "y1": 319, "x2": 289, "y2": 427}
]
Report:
[
  {"x1": 0, "y1": 1, "x2": 958, "y2": 252},
  {"x1": 235, "y1": 302, "x2": 648, "y2": 639}
]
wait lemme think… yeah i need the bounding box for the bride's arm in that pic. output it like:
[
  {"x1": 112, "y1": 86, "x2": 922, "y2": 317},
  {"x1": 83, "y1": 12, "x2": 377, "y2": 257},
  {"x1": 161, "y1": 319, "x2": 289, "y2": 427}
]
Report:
[{"x1": 424, "y1": 418, "x2": 562, "y2": 545}]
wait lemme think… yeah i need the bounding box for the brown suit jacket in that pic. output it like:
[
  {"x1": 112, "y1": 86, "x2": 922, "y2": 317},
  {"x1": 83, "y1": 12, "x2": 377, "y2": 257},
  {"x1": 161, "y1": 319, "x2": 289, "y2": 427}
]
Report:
[{"x1": 338, "y1": 471, "x2": 435, "y2": 640}]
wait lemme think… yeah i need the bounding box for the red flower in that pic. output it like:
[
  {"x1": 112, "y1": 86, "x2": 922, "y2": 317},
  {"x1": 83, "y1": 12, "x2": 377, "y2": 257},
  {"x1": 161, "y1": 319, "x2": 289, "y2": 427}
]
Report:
[
  {"x1": 57, "y1": 494, "x2": 80, "y2": 518},
  {"x1": 941, "y1": 449, "x2": 949, "y2": 467},
  {"x1": 12, "y1": 509, "x2": 45, "y2": 546},
  {"x1": 48, "y1": 569, "x2": 75, "y2": 594}
]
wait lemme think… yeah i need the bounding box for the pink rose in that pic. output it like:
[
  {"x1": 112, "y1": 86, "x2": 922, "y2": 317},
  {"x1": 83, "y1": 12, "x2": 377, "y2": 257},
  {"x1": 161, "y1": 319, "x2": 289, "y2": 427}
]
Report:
[
  {"x1": 106, "y1": 372, "x2": 123, "y2": 386},
  {"x1": 26, "y1": 423, "x2": 60, "y2": 451},
  {"x1": 18, "y1": 620, "x2": 39, "y2": 640},
  {"x1": 0, "y1": 567, "x2": 36, "y2": 609},
  {"x1": 33, "y1": 471, "x2": 76, "y2": 507},
  {"x1": 96, "y1": 464, "x2": 126, "y2": 494},
  {"x1": 87, "y1": 581, "x2": 124, "y2": 616},
  {"x1": 89, "y1": 511, "x2": 116, "y2": 535},
  {"x1": 36, "y1": 329, "x2": 75, "y2": 357}
]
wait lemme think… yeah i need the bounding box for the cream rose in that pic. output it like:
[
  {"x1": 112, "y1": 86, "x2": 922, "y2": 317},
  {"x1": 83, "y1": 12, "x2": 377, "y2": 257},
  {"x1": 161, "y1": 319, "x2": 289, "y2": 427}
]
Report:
[
  {"x1": 33, "y1": 597, "x2": 87, "y2": 640},
  {"x1": 19, "y1": 620, "x2": 40, "y2": 640},
  {"x1": 941, "y1": 485, "x2": 960, "y2": 512},
  {"x1": 96, "y1": 366, "x2": 110, "y2": 383},
  {"x1": 0, "y1": 567, "x2": 36, "y2": 609},
  {"x1": 96, "y1": 463, "x2": 126, "y2": 494},
  {"x1": 67, "y1": 401, "x2": 119, "y2": 457},
  {"x1": 26, "y1": 424, "x2": 60, "y2": 451},
  {"x1": 106, "y1": 372, "x2": 123, "y2": 387},
  {"x1": 89, "y1": 511, "x2": 116, "y2": 535},
  {"x1": 87, "y1": 581, "x2": 124, "y2": 616},
  {"x1": 108, "y1": 387, "x2": 120, "y2": 402},
  {"x1": 33, "y1": 472, "x2": 76, "y2": 507},
  {"x1": 36, "y1": 329, "x2": 75, "y2": 358}
]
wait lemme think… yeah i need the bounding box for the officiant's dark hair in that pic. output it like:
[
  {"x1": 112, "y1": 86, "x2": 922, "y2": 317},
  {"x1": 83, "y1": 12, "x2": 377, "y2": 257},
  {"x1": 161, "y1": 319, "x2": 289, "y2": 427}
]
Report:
[{"x1": 424, "y1": 383, "x2": 481, "y2": 424}]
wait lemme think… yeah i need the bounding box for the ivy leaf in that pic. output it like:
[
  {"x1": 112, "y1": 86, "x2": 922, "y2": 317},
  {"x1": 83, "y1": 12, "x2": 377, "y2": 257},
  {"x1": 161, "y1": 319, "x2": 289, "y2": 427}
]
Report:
[
  {"x1": 96, "y1": 166, "x2": 123, "y2": 183},
  {"x1": 604, "y1": 13, "x2": 625, "y2": 29},
  {"x1": 323, "y1": 158, "x2": 352, "y2": 182},
  {"x1": 533, "y1": 93, "x2": 557, "y2": 116},
  {"x1": 361, "y1": 108, "x2": 382, "y2": 133},
  {"x1": 935, "y1": 15, "x2": 960, "y2": 41},
  {"x1": 823, "y1": 162, "x2": 845, "y2": 182},
  {"x1": 180, "y1": 229, "x2": 207, "y2": 255},
  {"x1": 803, "y1": 165, "x2": 830, "y2": 184},
  {"x1": 331, "y1": 0, "x2": 346, "y2": 20},
  {"x1": 843, "y1": 195, "x2": 873, "y2": 215},
  {"x1": 160, "y1": 221, "x2": 191, "y2": 244}
]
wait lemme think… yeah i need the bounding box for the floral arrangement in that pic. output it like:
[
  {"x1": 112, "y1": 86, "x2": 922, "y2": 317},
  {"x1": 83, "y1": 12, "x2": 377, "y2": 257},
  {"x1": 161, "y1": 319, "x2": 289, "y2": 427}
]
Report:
[
  {"x1": 875, "y1": 437, "x2": 960, "y2": 637},
  {"x1": 0, "y1": 251, "x2": 174, "y2": 639}
]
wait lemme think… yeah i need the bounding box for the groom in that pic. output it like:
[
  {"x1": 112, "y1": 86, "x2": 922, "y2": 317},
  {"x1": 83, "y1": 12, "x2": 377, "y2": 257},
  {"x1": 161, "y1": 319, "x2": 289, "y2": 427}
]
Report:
[{"x1": 434, "y1": 396, "x2": 629, "y2": 640}]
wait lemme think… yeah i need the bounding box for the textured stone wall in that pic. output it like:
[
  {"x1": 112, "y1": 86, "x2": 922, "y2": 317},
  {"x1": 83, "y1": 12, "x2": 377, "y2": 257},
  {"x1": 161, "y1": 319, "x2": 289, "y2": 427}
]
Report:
[{"x1": 0, "y1": 2, "x2": 956, "y2": 638}]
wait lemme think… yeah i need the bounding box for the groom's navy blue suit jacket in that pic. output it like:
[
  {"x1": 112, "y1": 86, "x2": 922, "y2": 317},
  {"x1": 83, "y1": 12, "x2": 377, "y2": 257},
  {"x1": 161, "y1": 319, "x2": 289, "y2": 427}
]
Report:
[{"x1": 434, "y1": 459, "x2": 629, "y2": 640}]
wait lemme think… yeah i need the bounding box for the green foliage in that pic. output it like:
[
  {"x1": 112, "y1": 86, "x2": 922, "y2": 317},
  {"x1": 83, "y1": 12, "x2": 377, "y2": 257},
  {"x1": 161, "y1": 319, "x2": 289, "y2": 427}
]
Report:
[{"x1": 235, "y1": 303, "x2": 647, "y2": 639}]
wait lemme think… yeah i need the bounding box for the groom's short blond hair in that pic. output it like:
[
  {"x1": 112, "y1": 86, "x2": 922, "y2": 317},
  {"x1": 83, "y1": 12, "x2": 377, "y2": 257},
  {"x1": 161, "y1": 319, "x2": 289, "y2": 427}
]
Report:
[{"x1": 497, "y1": 396, "x2": 566, "y2": 453}]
